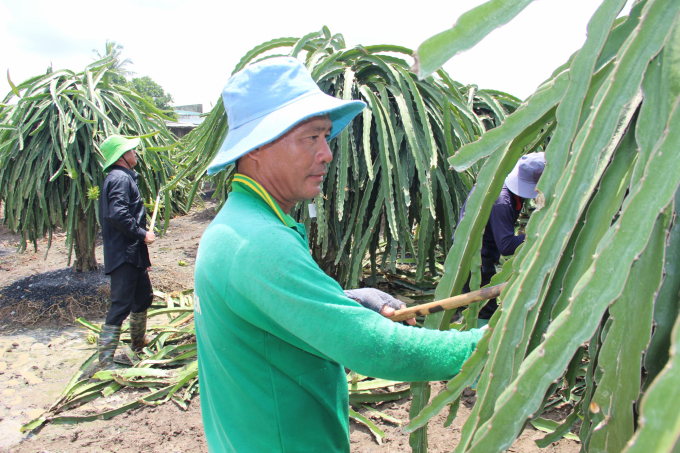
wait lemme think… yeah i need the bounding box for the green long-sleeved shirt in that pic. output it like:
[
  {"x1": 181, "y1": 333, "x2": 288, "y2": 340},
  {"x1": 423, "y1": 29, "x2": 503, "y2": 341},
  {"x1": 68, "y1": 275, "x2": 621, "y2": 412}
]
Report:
[{"x1": 194, "y1": 174, "x2": 483, "y2": 452}]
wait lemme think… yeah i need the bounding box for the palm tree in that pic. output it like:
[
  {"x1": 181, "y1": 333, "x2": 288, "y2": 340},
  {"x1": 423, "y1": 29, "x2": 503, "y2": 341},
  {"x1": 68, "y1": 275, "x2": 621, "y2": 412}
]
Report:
[{"x1": 93, "y1": 40, "x2": 134, "y2": 85}]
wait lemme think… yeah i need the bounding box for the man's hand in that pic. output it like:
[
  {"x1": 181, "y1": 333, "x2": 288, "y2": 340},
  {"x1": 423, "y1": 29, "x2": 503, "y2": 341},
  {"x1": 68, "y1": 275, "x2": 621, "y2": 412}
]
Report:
[
  {"x1": 343, "y1": 288, "x2": 416, "y2": 326},
  {"x1": 144, "y1": 230, "x2": 156, "y2": 244}
]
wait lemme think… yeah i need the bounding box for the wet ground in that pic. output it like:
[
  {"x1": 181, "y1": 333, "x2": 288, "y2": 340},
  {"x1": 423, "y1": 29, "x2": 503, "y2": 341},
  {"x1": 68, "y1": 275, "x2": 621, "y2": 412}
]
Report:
[{"x1": 0, "y1": 327, "x2": 94, "y2": 450}]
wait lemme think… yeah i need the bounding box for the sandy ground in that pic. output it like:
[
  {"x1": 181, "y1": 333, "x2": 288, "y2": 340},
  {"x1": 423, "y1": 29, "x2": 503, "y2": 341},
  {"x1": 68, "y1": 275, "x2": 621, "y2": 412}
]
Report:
[{"x1": 0, "y1": 201, "x2": 580, "y2": 453}]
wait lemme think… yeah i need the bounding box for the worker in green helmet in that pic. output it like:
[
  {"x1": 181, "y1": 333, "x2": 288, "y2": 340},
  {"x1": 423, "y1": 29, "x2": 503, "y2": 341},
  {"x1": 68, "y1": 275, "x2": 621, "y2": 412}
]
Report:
[{"x1": 93, "y1": 135, "x2": 156, "y2": 375}]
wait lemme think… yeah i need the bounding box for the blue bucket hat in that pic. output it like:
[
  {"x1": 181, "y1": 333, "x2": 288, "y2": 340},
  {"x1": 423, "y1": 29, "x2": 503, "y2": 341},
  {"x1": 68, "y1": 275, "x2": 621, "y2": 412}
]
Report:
[
  {"x1": 207, "y1": 57, "x2": 366, "y2": 175},
  {"x1": 505, "y1": 152, "x2": 546, "y2": 199}
]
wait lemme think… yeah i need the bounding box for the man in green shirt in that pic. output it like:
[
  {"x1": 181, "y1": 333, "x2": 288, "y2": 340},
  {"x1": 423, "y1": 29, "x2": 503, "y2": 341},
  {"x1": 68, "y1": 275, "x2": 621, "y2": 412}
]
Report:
[{"x1": 194, "y1": 57, "x2": 484, "y2": 453}]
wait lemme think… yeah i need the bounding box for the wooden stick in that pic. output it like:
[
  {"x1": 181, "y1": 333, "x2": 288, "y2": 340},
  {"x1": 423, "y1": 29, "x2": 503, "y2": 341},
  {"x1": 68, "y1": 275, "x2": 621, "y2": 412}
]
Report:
[
  {"x1": 149, "y1": 194, "x2": 161, "y2": 232},
  {"x1": 389, "y1": 282, "x2": 508, "y2": 322}
]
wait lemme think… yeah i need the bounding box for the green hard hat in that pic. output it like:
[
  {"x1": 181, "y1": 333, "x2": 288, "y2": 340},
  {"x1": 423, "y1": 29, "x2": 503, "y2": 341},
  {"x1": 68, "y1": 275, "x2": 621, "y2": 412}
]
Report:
[{"x1": 101, "y1": 135, "x2": 141, "y2": 171}]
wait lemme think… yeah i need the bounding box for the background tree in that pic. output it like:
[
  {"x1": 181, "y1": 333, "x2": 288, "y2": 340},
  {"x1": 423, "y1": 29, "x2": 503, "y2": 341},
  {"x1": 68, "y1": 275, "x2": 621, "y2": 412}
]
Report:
[
  {"x1": 0, "y1": 53, "x2": 190, "y2": 272},
  {"x1": 177, "y1": 27, "x2": 519, "y2": 287},
  {"x1": 129, "y1": 76, "x2": 177, "y2": 119},
  {"x1": 404, "y1": 0, "x2": 680, "y2": 452}
]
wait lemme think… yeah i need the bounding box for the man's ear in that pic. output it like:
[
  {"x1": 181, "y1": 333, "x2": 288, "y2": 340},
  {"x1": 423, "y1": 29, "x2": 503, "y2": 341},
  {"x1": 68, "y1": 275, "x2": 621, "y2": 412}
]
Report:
[
  {"x1": 238, "y1": 148, "x2": 265, "y2": 174},
  {"x1": 244, "y1": 148, "x2": 262, "y2": 163}
]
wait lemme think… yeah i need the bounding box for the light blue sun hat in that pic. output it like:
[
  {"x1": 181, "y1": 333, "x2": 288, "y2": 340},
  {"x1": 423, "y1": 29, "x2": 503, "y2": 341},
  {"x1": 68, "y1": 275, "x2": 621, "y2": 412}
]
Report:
[
  {"x1": 207, "y1": 57, "x2": 366, "y2": 175},
  {"x1": 505, "y1": 152, "x2": 546, "y2": 199}
]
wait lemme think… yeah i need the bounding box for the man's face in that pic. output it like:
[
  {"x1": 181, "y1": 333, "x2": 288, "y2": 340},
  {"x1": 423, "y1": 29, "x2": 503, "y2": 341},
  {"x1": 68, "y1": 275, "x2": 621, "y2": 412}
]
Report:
[
  {"x1": 254, "y1": 115, "x2": 333, "y2": 206},
  {"x1": 122, "y1": 148, "x2": 139, "y2": 168}
]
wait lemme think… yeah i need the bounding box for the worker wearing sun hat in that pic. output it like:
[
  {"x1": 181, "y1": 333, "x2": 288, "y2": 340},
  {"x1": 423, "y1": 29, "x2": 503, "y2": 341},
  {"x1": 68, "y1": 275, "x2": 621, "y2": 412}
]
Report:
[
  {"x1": 101, "y1": 135, "x2": 141, "y2": 171},
  {"x1": 92, "y1": 135, "x2": 156, "y2": 377},
  {"x1": 505, "y1": 152, "x2": 546, "y2": 199},
  {"x1": 457, "y1": 152, "x2": 546, "y2": 323},
  {"x1": 194, "y1": 57, "x2": 484, "y2": 453}
]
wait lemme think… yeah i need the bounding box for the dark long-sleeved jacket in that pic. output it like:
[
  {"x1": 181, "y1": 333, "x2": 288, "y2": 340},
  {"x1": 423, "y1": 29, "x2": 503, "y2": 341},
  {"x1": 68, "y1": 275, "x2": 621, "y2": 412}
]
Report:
[
  {"x1": 457, "y1": 184, "x2": 525, "y2": 263},
  {"x1": 99, "y1": 165, "x2": 151, "y2": 274}
]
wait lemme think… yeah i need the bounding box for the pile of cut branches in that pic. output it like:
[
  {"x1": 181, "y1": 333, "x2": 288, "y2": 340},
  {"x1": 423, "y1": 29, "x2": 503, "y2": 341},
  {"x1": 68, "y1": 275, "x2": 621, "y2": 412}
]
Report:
[{"x1": 21, "y1": 289, "x2": 197, "y2": 433}]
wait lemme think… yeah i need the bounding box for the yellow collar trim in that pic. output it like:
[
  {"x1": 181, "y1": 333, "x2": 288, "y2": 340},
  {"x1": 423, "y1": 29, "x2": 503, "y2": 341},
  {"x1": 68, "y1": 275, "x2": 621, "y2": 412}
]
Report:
[{"x1": 232, "y1": 174, "x2": 290, "y2": 226}]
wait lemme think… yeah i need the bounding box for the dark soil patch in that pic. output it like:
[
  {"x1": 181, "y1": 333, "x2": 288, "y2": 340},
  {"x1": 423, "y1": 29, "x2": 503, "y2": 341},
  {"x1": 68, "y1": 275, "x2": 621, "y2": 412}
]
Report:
[
  {"x1": 0, "y1": 268, "x2": 109, "y2": 329},
  {"x1": 1, "y1": 268, "x2": 109, "y2": 305}
]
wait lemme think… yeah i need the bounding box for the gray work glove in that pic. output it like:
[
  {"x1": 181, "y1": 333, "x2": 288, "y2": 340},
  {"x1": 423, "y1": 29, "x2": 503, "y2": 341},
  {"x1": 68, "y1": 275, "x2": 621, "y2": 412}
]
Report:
[{"x1": 344, "y1": 288, "x2": 404, "y2": 314}]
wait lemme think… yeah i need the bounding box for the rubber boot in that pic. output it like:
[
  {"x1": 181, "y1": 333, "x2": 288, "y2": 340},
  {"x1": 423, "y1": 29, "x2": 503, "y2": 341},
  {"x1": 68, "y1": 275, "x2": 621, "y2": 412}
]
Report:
[
  {"x1": 84, "y1": 324, "x2": 121, "y2": 381},
  {"x1": 130, "y1": 310, "x2": 152, "y2": 352}
]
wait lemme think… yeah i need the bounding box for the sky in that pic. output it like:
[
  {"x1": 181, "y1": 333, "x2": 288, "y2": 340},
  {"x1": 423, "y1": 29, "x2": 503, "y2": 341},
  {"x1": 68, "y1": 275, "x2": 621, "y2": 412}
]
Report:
[{"x1": 1, "y1": 0, "x2": 635, "y2": 111}]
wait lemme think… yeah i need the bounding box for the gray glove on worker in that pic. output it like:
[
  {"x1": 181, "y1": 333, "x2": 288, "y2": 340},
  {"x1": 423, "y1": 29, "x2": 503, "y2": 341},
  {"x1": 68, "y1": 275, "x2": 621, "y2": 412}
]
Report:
[
  {"x1": 344, "y1": 288, "x2": 416, "y2": 325},
  {"x1": 344, "y1": 288, "x2": 403, "y2": 313}
]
